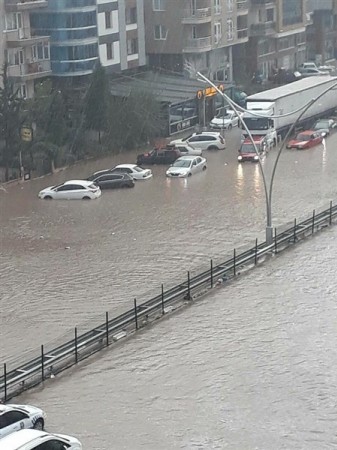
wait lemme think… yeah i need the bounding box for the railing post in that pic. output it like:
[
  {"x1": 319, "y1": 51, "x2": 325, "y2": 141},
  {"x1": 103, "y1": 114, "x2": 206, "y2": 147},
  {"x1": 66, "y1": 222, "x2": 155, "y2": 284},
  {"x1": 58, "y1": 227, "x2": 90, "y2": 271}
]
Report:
[
  {"x1": 106, "y1": 312, "x2": 109, "y2": 347},
  {"x1": 312, "y1": 209, "x2": 315, "y2": 234},
  {"x1": 330, "y1": 200, "x2": 332, "y2": 225},
  {"x1": 187, "y1": 271, "x2": 191, "y2": 300},
  {"x1": 41, "y1": 345, "x2": 44, "y2": 382},
  {"x1": 274, "y1": 228, "x2": 277, "y2": 254},
  {"x1": 74, "y1": 327, "x2": 78, "y2": 364},
  {"x1": 293, "y1": 218, "x2": 297, "y2": 243},
  {"x1": 161, "y1": 284, "x2": 164, "y2": 314},
  {"x1": 134, "y1": 298, "x2": 138, "y2": 330},
  {"x1": 254, "y1": 239, "x2": 258, "y2": 265},
  {"x1": 233, "y1": 249, "x2": 236, "y2": 276},
  {"x1": 210, "y1": 259, "x2": 213, "y2": 288},
  {"x1": 4, "y1": 363, "x2": 7, "y2": 403}
]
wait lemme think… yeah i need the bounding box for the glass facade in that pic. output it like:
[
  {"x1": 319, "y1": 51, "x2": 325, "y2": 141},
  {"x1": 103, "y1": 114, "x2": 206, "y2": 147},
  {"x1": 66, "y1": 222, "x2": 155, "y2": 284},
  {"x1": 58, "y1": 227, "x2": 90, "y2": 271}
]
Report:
[
  {"x1": 282, "y1": 0, "x2": 302, "y2": 27},
  {"x1": 31, "y1": 0, "x2": 98, "y2": 76}
]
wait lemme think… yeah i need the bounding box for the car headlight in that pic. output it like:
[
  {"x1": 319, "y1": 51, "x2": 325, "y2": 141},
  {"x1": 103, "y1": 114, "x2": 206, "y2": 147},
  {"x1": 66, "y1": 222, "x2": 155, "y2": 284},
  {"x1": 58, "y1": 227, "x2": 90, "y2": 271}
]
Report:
[
  {"x1": 238, "y1": 155, "x2": 242, "y2": 160},
  {"x1": 254, "y1": 155, "x2": 259, "y2": 160}
]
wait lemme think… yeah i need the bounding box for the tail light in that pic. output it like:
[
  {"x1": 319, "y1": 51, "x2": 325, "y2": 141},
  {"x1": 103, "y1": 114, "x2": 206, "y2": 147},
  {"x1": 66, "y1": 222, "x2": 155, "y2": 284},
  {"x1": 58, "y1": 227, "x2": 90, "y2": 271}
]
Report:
[{"x1": 220, "y1": 137, "x2": 225, "y2": 144}]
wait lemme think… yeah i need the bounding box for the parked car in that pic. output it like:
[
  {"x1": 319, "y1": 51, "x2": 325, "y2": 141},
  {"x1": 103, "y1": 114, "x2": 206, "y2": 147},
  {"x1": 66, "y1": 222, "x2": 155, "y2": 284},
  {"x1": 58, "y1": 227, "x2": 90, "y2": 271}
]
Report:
[
  {"x1": 136, "y1": 148, "x2": 180, "y2": 165},
  {"x1": 88, "y1": 172, "x2": 134, "y2": 189},
  {"x1": 299, "y1": 62, "x2": 335, "y2": 73},
  {"x1": 312, "y1": 118, "x2": 337, "y2": 136},
  {"x1": 167, "y1": 142, "x2": 202, "y2": 156},
  {"x1": 170, "y1": 132, "x2": 226, "y2": 151},
  {"x1": 209, "y1": 109, "x2": 242, "y2": 130},
  {"x1": 110, "y1": 164, "x2": 152, "y2": 180},
  {"x1": 238, "y1": 135, "x2": 273, "y2": 162},
  {"x1": 166, "y1": 155, "x2": 207, "y2": 178},
  {"x1": 0, "y1": 429, "x2": 82, "y2": 450},
  {"x1": 0, "y1": 404, "x2": 46, "y2": 439},
  {"x1": 286, "y1": 130, "x2": 324, "y2": 149},
  {"x1": 38, "y1": 180, "x2": 101, "y2": 200},
  {"x1": 299, "y1": 67, "x2": 330, "y2": 77}
]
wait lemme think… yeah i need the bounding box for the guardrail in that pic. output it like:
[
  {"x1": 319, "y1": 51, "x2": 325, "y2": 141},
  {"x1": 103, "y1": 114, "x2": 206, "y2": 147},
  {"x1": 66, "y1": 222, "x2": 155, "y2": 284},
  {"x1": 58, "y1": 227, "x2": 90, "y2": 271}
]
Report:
[{"x1": 1, "y1": 201, "x2": 336, "y2": 401}]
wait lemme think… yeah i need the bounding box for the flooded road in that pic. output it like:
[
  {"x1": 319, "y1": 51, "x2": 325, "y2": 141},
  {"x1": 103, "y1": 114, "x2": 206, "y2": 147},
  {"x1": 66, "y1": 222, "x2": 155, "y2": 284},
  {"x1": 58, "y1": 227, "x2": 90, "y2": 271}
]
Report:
[
  {"x1": 19, "y1": 226, "x2": 337, "y2": 449},
  {"x1": 1, "y1": 129, "x2": 336, "y2": 364}
]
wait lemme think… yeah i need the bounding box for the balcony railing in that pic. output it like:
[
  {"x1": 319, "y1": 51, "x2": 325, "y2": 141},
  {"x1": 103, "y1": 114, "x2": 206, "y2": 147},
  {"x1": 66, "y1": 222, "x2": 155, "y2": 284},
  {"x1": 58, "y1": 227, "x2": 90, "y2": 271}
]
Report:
[
  {"x1": 7, "y1": 59, "x2": 51, "y2": 80},
  {"x1": 250, "y1": 22, "x2": 276, "y2": 36},
  {"x1": 182, "y1": 7, "x2": 212, "y2": 24},
  {"x1": 5, "y1": 28, "x2": 50, "y2": 47},
  {"x1": 183, "y1": 36, "x2": 212, "y2": 53},
  {"x1": 237, "y1": 28, "x2": 248, "y2": 39},
  {"x1": 236, "y1": 0, "x2": 248, "y2": 12},
  {"x1": 5, "y1": 0, "x2": 48, "y2": 10}
]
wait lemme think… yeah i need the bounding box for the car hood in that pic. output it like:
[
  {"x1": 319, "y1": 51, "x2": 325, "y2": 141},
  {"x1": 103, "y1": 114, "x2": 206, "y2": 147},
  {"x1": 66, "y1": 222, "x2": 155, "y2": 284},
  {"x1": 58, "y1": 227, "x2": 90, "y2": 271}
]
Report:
[
  {"x1": 167, "y1": 166, "x2": 190, "y2": 174},
  {"x1": 39, "y1": 186, "x2": 54, "y2": 193},
  {"x1": 169, "y1": 139, "x2": 184, "y2": 145},
  {"x1": 288, "y1": 140, "x2": 308, "y2": 147},
  {"x1": 239, "y1": 152, "x2": 258, "y2": 157}
]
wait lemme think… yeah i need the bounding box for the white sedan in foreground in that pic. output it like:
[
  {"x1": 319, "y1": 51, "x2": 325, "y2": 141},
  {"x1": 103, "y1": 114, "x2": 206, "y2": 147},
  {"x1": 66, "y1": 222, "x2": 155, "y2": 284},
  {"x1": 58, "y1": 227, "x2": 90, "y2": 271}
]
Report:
[
  {"x1": 0, "y1": 429, "x2": 82, "y2": 450},
  {"x1": 110, "y1": 164, "x2": 152, "y2": 180},
  {"x1": 0, "y1": 404, "x2": 46, "y2": 439},
  {"x1": 166, "y1": 155, "x2": 207, "y2": 178},
  {"x1": 38, "y1": 180, "x2": 101, "y2": 200}
]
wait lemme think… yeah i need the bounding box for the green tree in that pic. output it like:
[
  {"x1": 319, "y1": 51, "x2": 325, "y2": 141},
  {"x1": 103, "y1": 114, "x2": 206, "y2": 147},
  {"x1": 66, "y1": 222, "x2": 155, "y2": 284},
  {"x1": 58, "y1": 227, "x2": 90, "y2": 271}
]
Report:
[
  {"x1": 0, "y1": 65, "x2": 24, "y2": 181},
  {"x1": 84, "y1": 62, "x2": 109, "y2": 143}
]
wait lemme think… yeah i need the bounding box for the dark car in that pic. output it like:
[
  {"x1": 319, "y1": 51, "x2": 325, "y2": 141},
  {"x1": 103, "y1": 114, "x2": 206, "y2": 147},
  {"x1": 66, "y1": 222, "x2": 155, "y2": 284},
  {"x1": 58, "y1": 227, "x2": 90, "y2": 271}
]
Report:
[
  {"x1": 136, "y1": 148, "x2": 180, "y2": 165},
  {"x1": 87, "y1": 172, "x2": 134, "y2": 189}
]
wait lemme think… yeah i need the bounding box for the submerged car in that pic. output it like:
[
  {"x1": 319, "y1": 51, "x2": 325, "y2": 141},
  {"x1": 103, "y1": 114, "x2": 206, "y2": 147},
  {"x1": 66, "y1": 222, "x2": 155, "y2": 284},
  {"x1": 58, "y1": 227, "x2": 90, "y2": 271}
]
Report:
[
  {"x1": 312, "y1": 118, "x2": 337, "y2": 136},
  {"x1": 38, "y1": 180, "x2": 101, "y2": 200},
  {"x1": 110, "y1": 164, "x2": 152, "y2": 180},
  {"x1": 88, "y1": 172, "x2": 134, "y2": 189},
  {"x1": 0, "y1": 429, "x2": 82, "y2": 450},
  {"x1": 170, "y1": 132, "x2": 226, "y2": 151},
  {"x1": 166, "y1": 155, "x2": 207, "y2": 178},
  {"x1": 0, "y1": 404, "x2": 46, "y2": 439},
  {"x1": 286, "y1": 130, "x2": 324, "y2": 149},
  {"x1": 167, "y1": 142, "x2": 202, "y2": 156},
  {"x1": 238, "y1": 136, "x2": 272, "y2": 162},
  {"x1": 209, "y1": 109, "x2": 242, "y2": 130},
  {"x1": 136, "y1": 148, "x2": 180, "y2": 165}
]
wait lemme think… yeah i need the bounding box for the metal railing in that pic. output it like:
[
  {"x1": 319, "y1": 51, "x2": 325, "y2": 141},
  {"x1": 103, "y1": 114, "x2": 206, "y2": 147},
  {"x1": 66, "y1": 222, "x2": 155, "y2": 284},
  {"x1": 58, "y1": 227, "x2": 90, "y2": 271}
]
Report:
[{"x1": 1, "y1": 201, "x2": 336, "y2": 401}]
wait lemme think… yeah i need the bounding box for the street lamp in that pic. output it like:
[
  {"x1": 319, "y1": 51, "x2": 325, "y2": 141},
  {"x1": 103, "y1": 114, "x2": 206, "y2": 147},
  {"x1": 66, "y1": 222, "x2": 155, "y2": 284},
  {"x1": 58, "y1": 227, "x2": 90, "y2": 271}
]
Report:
[{"x1": 196, "y1": 71, "x2": 337, "y2": 245}]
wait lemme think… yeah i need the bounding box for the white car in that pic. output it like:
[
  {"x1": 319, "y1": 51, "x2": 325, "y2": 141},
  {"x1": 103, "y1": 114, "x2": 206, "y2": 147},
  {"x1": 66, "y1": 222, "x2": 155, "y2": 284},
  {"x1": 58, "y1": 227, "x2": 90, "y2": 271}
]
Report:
[
  {"x1": 0, "y1": 429, "x2": 82, "y2": 450},
  {"x1": 170, "y1": 142, "x2": 202, "y2": 156},
  {"x1": 110, "y1": 164, "x2": 152, "y2": 180},
  {"x1": 38, "y1": 180, "x2": 101, "y2": 200},
  {"x1": 166, "y1": 155, "x2": 207, "y2": 178},
  {"x1": 170, "y1": 132, "x2": 226, "y2": 151},
  {"x1": 209, "y1": 109, "x2": 242, "y2": 130},
  {"x1": 0, "y1": 404, "x2": 46, "y2": 439}
]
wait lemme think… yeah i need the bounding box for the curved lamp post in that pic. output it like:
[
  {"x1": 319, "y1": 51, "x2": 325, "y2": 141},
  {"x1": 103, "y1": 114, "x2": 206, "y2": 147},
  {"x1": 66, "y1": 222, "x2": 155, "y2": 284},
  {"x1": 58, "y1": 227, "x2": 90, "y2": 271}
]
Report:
[{"x1": 196, "y1": 71, "x2": 337, "y2": 244}]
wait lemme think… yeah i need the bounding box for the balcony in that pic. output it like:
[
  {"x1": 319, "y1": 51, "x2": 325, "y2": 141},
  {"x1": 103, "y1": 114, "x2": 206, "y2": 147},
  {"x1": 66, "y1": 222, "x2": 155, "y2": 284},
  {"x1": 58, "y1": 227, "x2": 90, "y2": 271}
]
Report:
[
  {"x1": 5, "y1": 0, "x2": 48, "y2": 11},
  {"x1": 7, "y1": 59, "x2": 52, "y2": 81},
  {"x1": 236, "y1": 0, "x2": 248, "y2": 14},
  {"x1": 183, "y1": 36, "x2": 212, "y2": 53},
  {"x1": 250, "y1": 22, "x2": 276, "y2": 37},
  {"x1": 237, "y1": 28, "x2": 249, "y2": 41},
  {"x1": 5, "y1": 28, "x2": 50, "y2": 48},
  {"x1": 182, "y1": 7, "x2": 212, "y2": 24}
]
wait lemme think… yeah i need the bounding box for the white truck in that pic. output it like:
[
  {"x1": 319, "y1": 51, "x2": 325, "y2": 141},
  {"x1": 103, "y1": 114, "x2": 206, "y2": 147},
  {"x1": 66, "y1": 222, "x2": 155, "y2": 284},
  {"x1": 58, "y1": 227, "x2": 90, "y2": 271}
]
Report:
[{"x1": 242, "y1": 76, "x2": 337, "y2": 143}]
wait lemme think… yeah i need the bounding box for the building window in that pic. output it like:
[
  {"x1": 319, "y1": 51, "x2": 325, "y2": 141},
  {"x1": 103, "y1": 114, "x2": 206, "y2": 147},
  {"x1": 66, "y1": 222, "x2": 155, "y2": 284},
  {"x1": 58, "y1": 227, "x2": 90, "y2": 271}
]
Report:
[
  {"x1": 214, "y1": 0, "x2": 221, "y2": 14},
  {"x1": 106, "y1": 43, "x2": 113, "y2": 60},
  {"x1": 126, "y1": 7, "x2": 137, "y2": 25},
  {"x1": 5, "y1": 12, "x2": 22, "y2": 30},
  {"x1": 266, "y1": 8, "x2": 274, "y2": 22},
  {"x1": 282, "y1": 0, "x2": 302, "y2": 26},
  {"x1": 214, "y1": 22, "x2": 222, "y2": 44},
  {"x1": 127, "y1": 38, "x2": 138, "y2": 55},
  {"x1": 105, "y1": 11, "x2": 112, "y2": 29},
  {"x1": 154, "y1": 24, "x2": 167, "y2": 40},
  {"x1": 227, "y1": 19, "x2": 233, "y2": 40},
  {"x1": 227, "y1": 0, "x2": 233, "y2": 12},
  {"x1": 153, "y1": 0, "x2": 166, "y2": 11}
]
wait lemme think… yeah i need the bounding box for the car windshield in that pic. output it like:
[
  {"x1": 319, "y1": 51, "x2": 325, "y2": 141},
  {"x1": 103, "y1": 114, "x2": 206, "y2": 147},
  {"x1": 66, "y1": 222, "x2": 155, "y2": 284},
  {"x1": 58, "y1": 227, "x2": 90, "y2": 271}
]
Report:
[
  {"x1": 133, "y1": 166, "x2": 144, "y2": 172},
  {"x1": 172, "y1": 159, "x2": 192, "y2": 168},
  {"x1": 240, "y1": 144, "x2": 257, "y2": 153},
  {"x1": 314, "y1": 121, "x2": 328, "y2": 129},
  {"x1": 296, "y1": 133, "x2": 311, "y2": 141},
  {"x1": 216, "y1": 113, "x2": 232, "y2": 120}
]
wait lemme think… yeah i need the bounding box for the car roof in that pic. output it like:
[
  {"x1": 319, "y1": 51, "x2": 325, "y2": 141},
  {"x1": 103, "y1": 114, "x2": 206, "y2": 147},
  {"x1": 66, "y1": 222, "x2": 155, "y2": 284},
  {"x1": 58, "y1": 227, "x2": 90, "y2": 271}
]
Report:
[
  {"x1": 64, "y1": 180, "x2": 93, "y2": 186},
  {"x1": 193, "y1": 131, "x2": 221, "y2": 136},
  {"x1": 0, "y1": 429, "x2": 49, "y2": 449},
  {"x1": 0, "y1": 404, "x2": 28, "y2": 415},
  {"x1": 177, "y1": 155, "x2": 199, "y2": 160},
  {"x1": 115, "y1": 164, "x2": 137, "y2": 169}
]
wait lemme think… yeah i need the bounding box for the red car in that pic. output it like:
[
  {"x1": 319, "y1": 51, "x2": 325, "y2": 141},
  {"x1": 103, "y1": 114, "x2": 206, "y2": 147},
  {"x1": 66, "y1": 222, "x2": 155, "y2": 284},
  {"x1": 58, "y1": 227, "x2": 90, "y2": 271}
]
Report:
[{"x1": 286, "y1": 130, "x2": 323, "y2": 150}]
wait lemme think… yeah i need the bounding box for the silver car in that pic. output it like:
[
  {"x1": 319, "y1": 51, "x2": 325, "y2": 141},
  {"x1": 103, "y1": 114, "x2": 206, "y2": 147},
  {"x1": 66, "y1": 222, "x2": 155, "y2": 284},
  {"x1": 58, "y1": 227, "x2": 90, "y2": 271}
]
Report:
[{"x1": 166, "y1": 155, "x2": 207, "y2": 178}]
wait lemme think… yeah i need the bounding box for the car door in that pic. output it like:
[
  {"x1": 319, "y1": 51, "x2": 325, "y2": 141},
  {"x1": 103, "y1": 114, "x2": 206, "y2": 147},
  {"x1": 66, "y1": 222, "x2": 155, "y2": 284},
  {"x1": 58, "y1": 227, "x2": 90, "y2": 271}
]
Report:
[
  {"x1": 0, "y1": 411, "x2": 30, "y2": 438},
  {"x1": 195, "y1": 157, "x2": 204, "y2": 172},
  {"x1": 191, "y1": 158, "x2": 198, "y2": 174},
  {"x1": 54, "y1": 184, "x2": 71, "y2": 200}
]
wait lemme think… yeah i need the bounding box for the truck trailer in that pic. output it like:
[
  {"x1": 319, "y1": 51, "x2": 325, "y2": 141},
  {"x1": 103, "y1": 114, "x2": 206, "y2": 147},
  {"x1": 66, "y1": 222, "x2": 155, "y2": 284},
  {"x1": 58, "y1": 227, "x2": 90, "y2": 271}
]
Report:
[{"x1": 242, "y1": 76, "x2": 337, "y2": 143}]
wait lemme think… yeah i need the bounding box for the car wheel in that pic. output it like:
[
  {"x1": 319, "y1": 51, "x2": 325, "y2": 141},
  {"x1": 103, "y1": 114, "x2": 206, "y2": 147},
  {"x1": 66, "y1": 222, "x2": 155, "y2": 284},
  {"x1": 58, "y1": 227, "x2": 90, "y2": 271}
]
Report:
[
  {"x1": 82, "y1": 196, "x2": 91, "y2": 200},
  {"x1": 188, "y1": 173, "x2": 192, "y2": 177},
  {"x1": 33, "y1": 419, "x2": 44, "y2": 431},
  {"x1": 202, "y1": 165, "x2": 207, "y2": 171},
  {"x1": 44, "y1": 196, "x2": 52, "y2": 200},
  {"x1": 208, "y1": 146, "x2": 218, "y2": 150}
]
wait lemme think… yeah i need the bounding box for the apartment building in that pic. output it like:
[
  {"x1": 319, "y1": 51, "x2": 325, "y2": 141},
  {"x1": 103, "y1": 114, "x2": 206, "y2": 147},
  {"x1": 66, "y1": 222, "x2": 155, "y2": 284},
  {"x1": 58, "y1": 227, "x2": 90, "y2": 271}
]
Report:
[
  {"x1": 242, "y1": 0, "x2": 308, "y2": 80},
  {"x1": 144, "y1": 0, "x2": 249, "y2": 83},
  {"x1": 306, "y1": 0, "x2": 337, "y2": 65},
  {"x1": 30, "y1": 0, "x2": 146, "y2": 78},
  {"x1": 2, "y1": 0, "x2": 52, "y2": 98}
]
